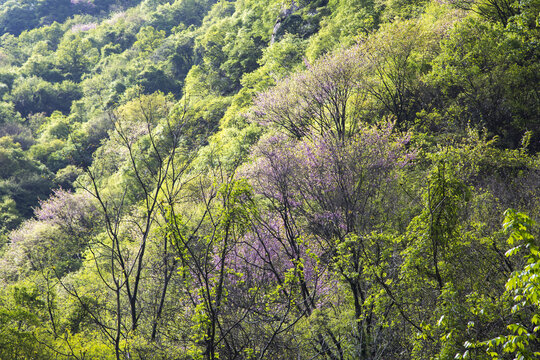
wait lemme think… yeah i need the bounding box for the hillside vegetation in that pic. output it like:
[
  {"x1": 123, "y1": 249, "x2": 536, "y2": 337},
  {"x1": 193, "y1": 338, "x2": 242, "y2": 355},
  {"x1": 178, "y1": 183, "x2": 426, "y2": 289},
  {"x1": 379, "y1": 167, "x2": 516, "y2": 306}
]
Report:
[{"x1": 0, "y1": 0, "x2": 539, "y2": 359}]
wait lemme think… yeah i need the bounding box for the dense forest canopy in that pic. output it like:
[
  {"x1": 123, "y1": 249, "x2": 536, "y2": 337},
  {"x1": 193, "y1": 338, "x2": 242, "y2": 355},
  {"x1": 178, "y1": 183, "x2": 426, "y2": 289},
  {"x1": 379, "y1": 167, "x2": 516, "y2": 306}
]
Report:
[{"x1": 0, "y1": 0, "x2": 539, "y2": 359}]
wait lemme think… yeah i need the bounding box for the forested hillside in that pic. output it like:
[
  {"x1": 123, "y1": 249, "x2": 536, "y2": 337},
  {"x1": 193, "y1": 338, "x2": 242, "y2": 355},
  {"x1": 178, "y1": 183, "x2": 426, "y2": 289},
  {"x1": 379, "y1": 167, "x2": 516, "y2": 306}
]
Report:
[{"x1": 0, "y1": 0, "x2": 539, "y2": 358}]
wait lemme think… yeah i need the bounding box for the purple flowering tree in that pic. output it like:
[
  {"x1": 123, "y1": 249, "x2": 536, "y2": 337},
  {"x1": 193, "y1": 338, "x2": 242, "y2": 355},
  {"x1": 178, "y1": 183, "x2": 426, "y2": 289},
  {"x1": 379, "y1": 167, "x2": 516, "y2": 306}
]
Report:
[
  {"x1": 163, "y1": 174, "x2": 262, "y2": 360},
  {"x1": 253, "y1": 22, "x2": 431, "y2": 136},
  {"x1": 226, "y1": 209, "x2": 332, "y2": 359},
  {"x1": 252, "y1": 46, "x2": 367, "y2": 141},
  {"x1": 242, "y1": 120, "x2": 416, "y2": 358},
  {"x1": 1, "y1": 189, "x2": 101, "y2": 282}
]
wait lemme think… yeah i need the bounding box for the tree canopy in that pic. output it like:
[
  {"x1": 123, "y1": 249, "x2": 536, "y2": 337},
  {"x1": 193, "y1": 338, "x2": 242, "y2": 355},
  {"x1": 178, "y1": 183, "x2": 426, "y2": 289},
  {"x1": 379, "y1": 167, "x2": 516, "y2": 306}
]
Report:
[{"x1": 0, "y1": 0, "x2": 539, "y2": 358}]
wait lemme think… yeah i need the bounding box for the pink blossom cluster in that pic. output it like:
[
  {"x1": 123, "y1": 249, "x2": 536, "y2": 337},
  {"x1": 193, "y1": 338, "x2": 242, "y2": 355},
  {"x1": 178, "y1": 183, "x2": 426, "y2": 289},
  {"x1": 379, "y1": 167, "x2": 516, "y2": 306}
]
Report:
[{"x1": 71, "y1": 23, "x2": 97, "y2": 33}]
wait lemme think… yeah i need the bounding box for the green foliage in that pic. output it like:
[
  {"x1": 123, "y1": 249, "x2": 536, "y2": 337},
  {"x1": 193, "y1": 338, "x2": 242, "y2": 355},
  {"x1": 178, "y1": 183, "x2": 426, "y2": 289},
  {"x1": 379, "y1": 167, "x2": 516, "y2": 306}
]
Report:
[
  {"x1": 7, "y1": 76, "x2": 82, "y2": 117},
  {"x1": 0, "y1": 136, "x2": 53, "y2": 218},
  {"x1": 0, "y1": 0, "x2": 538, "y2": 358},
  {"x1": 429, "y1": 15, "x2": 540, "y2": 148},
  {"x1": 55, "y1": 32, "x2": 99, "y2": 81},
  {"x1": 306, "y1": 0, "x2": 378, "y2": 60},
  {"x1": 466, "y1": 210, "x2": 540, "y2": 359},
  {"x1": 133, "y1": 25, "x2": 166, "y2": 56},
  {"x1": 0, "y1": 195, "x2": 20, "y2": 240},
  {"x1": 0, "y1": 100, "x2": 22, "y2": 124},
  {"x1": 0, "y1": 282, "x2": 52, "y2": 360}
]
